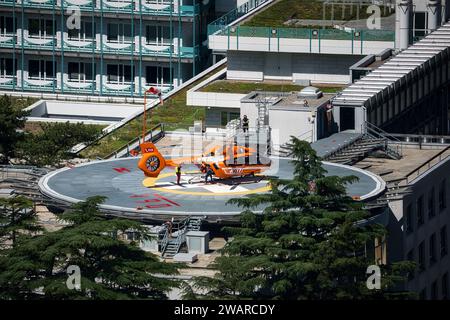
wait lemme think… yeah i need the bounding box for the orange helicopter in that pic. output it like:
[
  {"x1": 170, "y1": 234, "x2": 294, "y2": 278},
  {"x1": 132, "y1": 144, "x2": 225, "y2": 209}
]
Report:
[
  {"x1": 137, "y1": 141, "x2": 271, "y2": 180},
  {"x1": 137, "y1": 86, "x2": 271, "y2": 180}
]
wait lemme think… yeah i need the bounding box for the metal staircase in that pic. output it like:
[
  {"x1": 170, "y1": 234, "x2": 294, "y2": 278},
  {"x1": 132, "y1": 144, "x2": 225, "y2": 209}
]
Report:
[
  {"x1": 323, "y1": 122, "x2": 402, "y2": 165},
  {"x1": 160, "y1": 216, "x2": 205, "y2": 259}
]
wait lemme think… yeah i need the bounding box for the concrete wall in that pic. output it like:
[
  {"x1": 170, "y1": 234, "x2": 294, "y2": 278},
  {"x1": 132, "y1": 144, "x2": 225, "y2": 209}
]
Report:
[
  {"x1": 227, "y1": 51, "x2": 363, "y2": 84},
  {"x1": 387, "y1": 154, "x2": 450, "y2": 299},
  {"x1": 268, "y1": 107, "x2": 315, "y2": 149},
  {"x1": 187, "y1": 91, "x2": 246, "y2": 108}
]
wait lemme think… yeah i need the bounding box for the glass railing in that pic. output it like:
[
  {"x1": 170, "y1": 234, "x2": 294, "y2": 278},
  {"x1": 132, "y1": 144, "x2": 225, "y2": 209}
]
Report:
[
  {"x1": 102, "y1": 83, "x2": 135, "y2": 96},
  {"x1": 23, "y1": 78, "x2": 57, "y2": 92},
  {"x1": 102, "y1": 42, "x2": 135, "y2": 54},
  {"x1": 23, "y1": 0, "x2": 56, "y2": 8},
  {"x1": 0, "y1": 77, "x2": 16, "y2": 89},
  {"x1": 208, "y1": 0, "x2": 270, "y2": 34},
  {"x1": 23, "y1": 37, "x2": 57, "y2": 49},
  {"x1": 63, "y1": 0, "x2": 95, "y2": 9},
  {"x1": 209, "y1": 25, "x2": 395, "y2": 42},
  {"x1": 63, "y1": 81, "x2": 96, "y2": 93},
  {"x1": 102, "y1": 0, "x2": 134, "y2": 12},
  {"x1": 0, "y1": 35, "x2": 17, "y2": 48},
  {"x1": 64, "y1": 40, "x2": 96, "y2": 52}
]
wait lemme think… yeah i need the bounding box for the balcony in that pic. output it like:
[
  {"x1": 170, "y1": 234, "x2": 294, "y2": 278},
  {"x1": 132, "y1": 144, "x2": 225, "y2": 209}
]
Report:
[
  {"x1": 22, "y1": 0, "x2": 57, "y2": 8},
  {"x1": 0, "y1": 76, "x2": 17, "y2": 90},
  {"x1": 23, "y1": 78, "x2": 57, "y2": 92},
  {"x1": 63, "y1": 0, "x2": 95, "y2": 10},
  {"x1": 64, "y1": 39, "x2": 96, "y2": 52},
  {"x1": 63, "y1": 80, "x2": 96, "y2": 93},
  {"x1": 141, "y1": 1, "x2": 174, "y2": 15},
  {"x1": 102, "y1": 0, "x2": 134, "y2": 13},
  {"x1": 141, "y1": 43, "x2": 173, "y2": 57},
  {"x1": 179, "y1": 45, "x2": 198, "y2": 58},
  {"x1": 0, "y1": 34, "x2": 17, "y2": 48},
  {"x1": 102, "y1": 41, "x2": 135, "y2": 54},
  {"x1": 23, "y1": 37, "x2": 57, "y2": 50},
  {"x1": 103, "y1": 82, "x2": 135, "y2": 96},
  {"x1": 0, "y1": 0, "x2": 17, "y2": 7}
]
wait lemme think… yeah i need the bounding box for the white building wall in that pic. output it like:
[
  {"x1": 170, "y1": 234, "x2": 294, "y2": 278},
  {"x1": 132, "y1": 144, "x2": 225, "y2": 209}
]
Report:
[
  {"x1": 227, "y1": 51, "x2": 363, "y2": 84},
  {"x1": 268, "y1": 108, "x2": 315, "y2": 149}
]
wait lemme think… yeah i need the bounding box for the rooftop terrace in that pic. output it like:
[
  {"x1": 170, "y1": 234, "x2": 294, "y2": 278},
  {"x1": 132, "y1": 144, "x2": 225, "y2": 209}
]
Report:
[{"x1": 241, "y1": 0, "x2": 395, "y2": 28}]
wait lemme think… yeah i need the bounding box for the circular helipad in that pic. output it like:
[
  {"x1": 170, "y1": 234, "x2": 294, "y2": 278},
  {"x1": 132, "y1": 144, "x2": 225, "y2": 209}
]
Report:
[{"x1": 39, "y1": 157, "x2": 385, "y2": 222}]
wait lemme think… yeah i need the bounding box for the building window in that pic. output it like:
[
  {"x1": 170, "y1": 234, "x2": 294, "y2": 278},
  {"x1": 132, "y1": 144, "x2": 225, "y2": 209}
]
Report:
[
  {"x1": 145, "y1": 66, "x2": 170, "y2": 88},
  {"x1": 107, "y1": 64, "x2": 133, "y2": 84},
  {"x1": 146, "y1": 25, "x2": 171, "y2": 45},
  {"x1": 429, "y1": 233, "x2": 437, "y2": 266},
  {"x1": 417, "y1": 196, "x2": 424, "y2": 227},
  {"x1": 107, "y1": 23, "x2": 132, "y2": 43},
  {"x1": 428, "y1": 188, "x2": 435, "y2": 219},
  {"x1": 28, "y1": 60, "x2": 55, "y2": 80},
  {"x1": 439, "y1": 179, "x2": 446, "y2": 211},
  {"x1": 0, "y1": 16, "x2": 15, "y2": 35},
  {"x1": 68, "y1": 62, "x2": 95, "y2": 82},
  {"x1": 406, "y1": 204, "x2": 414, "y2": 233},
  {"x1": 68, "y1": 20, "x2": 95, "y2": 41},
  {"x1": 440, "y1": 225, "x2": 448, "y2": 258},
  {"x1": 431, "y1": 281, "x2": 438, "y2": 300},
  {"x1": 418, "y1": 241, "x2": 426, "y2": 272},
  {"x1": 28, "y1": 18, "x2": 54, "y2": 38},
  {"x1": 442, "y1": 273, "x2": 449, "y2": 300},
  {"x1": 0, "y1": 58, "x2": 16, "y2": 77}
]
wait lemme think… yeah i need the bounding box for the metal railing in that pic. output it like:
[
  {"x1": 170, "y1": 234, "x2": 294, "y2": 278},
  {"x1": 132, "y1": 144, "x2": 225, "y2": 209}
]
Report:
[
  {"x1": 105, "y1": 123, "x2": 165, "y2": 159},
  {"x1": 363, "y1": 121, "x2": 403, "y2": 158},
  {"x1": 396, "y1": 146, "x2": 450, "y2": 186},
  {"x1": 208, "y1": 0, "x2": 271, "y2": 35}
]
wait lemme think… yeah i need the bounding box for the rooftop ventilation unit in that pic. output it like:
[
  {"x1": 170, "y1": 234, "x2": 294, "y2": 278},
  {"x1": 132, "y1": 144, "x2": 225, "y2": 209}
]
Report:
[{"x1": 298, "y1": 86, "x2": 323, "y2": 99}]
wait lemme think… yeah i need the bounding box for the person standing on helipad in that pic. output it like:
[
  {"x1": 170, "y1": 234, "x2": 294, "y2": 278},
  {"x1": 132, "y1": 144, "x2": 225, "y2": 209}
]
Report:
[
  {"x1": 175, "y1": 164, "x2": 182, "y2": 185},
  {"x1": 205, "y1": 165, "x2": 214, "y2": 184}
]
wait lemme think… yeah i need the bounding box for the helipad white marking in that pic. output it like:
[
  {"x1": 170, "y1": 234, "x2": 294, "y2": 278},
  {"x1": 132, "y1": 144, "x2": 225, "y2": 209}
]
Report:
[{"x1": 202, "y1": 184, "x2": 249, "y2": 193}]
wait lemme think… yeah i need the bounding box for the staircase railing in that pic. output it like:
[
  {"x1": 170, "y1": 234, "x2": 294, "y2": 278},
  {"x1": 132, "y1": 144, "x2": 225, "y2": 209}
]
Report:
[
  {"x1": 159, "y1": 227, "x2": 170, "y2": 254},
  {"x1": 363, "y1": 121, "x2": 403, "y2": 158}
]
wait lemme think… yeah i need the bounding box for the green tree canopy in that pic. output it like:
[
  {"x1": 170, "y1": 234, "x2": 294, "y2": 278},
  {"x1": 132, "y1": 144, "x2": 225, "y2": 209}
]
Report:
[
  {"x1": 0, "y1": 196, "x2": 42, "y2": 249},
  {"x1": 0, "y1": 95, "x2": 30, "y2": 164},
  {"x1": 17, "y1": 122, "x2": 102, "y2": 167},
  {"x1": 0, "y1": 196, "x2": 179, "y2": 300},
  {"x1": 193, "y1": 137, "x2": 414, "y2": 300}
]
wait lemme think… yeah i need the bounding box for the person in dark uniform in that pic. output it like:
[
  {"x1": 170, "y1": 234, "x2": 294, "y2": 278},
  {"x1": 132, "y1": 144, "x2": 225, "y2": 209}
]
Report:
[
  {"x1": 205, "y1": 165, "x2": 214, "y2": 184},
  {"x1": 242, "y1": 115, "x2": 249, "y2": 133},
  {"x1": 175, "y1": 164, "x2": 182, "y2": 185}
]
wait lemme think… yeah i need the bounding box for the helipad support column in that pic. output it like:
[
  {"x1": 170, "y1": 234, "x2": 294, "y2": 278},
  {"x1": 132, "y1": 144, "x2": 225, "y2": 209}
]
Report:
[
  {"x1": 427, "y1": 0, "x2": 442, "y2": 32},
  {"x1": 396, "y1": 0, "x2": 413, "y2": 50}
]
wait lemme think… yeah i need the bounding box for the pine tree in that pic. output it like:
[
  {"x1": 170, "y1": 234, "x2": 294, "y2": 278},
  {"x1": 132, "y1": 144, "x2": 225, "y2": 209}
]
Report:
[
  {"x1": 0, "y1": 94, "x2": 29, "y2": 164},
  {"x1": 194, "y1": 137, "x2": 415, "y2": 300},
  {"x1": 0, "y1": 196, "x2": 179, "y2": 299},
  {"x1": 0, "y1": 196, "x2": 42, "y2": 248}
]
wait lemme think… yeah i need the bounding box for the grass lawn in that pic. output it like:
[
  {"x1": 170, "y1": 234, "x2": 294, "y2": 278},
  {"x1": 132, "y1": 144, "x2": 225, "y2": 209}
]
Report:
[
  {"x1": 200, "y1": 80, "x2": 344, "y2": 94},
  {"x1": 80, "y1": 67, "x2": 226, "y2": 159},
  {"x1": 243, "y1": 0, "x2": 393, "y2": 28}
]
